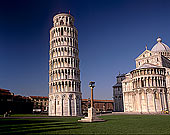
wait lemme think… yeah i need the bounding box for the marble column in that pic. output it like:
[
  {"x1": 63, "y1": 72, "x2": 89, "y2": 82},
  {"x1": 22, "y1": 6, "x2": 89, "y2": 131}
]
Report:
[
  {"x1": 61, "y1": 98, "x2": 63, "y2": 116},
  {"x1": 74, "y1": 97, "x2": 77, "y2": 116},
  {"x1": 163, "y1": 91, "x2": 168, "y2": 111},
  {"x1": 79, "y1": 99, "x2": 82, "y2": 115},
  {"x1": 136, "y1": 91, "x2": 141, "y2": 112},
  {"x1": 160, "y1": 92, "x2": 164, "y2": 111},
  {"x1": 68, "y1": 97, "x2": 70, "y2": 116},
  {"x1": 146, "y1": 91, "x2": 149, "y2": 112}
]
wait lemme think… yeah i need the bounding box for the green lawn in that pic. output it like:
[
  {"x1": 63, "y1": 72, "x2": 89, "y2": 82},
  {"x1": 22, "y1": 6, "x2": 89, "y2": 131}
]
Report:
[
  {"x1": 0, "y1": 114, "x2": 48, "y2": 117},
  {"x1": 10, "y1": 114, "x2": 48, "y2": 117},
  {"x1": 1, "y1": 115, "x2": 170, "y2": 134}
]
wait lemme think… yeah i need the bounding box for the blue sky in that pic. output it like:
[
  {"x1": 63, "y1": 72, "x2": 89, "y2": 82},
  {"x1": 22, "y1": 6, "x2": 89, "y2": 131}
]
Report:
[{"x1": 1, "y1": 0, "x2": 170, "y2": 99}]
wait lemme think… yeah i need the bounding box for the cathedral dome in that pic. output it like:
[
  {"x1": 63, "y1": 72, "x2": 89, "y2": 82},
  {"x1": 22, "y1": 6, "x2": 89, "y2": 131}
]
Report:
[{"x1": 151, "y1": 37, "x2": 170, "y2": 52}]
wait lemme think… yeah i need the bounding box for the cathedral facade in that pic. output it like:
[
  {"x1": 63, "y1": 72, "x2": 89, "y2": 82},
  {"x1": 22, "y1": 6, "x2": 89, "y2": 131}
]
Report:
[
  {"x1": 122, "y1": 37, "x2": 170, "y2": 113},
  {"x1": 49, "y1": 13, "x2": 82, "y2": 116}
]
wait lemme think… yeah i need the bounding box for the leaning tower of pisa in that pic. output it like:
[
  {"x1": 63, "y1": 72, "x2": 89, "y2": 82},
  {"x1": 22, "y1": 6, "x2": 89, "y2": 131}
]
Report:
[{"x1": 49, "y1": 13, "x2": 82, "y2": 116}]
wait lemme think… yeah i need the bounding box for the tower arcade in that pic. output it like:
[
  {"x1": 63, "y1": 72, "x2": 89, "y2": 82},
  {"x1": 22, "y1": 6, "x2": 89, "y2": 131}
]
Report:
[{"x1": 49, "y1": 13, "x2": 82, "y2": 116}]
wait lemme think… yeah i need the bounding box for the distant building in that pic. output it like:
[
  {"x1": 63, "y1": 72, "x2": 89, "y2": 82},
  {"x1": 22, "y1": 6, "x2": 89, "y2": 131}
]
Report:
[
  {"x1": 81, "y1": 99, "x2": 114, "y2": 114},
  {"x1": 0, "y1": 88, "x2": 13, "y2": 102},
  {"x1": 13, "y1": 95, "x2": 33, "y2": 114},
  {"x1": 0, "y1": 88, "x2": 13, "y2": 114},
  {"x1": 113, "y1": 73, "x2": 125, "y2": 112},
  {"x1": 0, "y1": 88, "x2": 33, "y2": 114},
  {"x1": 29, "y1": 96, "x2": 49, "y2": 113}
]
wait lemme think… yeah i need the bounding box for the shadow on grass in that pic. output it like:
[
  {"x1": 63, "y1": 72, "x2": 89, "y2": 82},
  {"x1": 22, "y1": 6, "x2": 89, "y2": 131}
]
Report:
[
  {"x1": 0, "y1": 119, "x2": 56, "y2": 125},
  {"x1": 0, "y1": 119, "x2": 80, "y2": 134}
]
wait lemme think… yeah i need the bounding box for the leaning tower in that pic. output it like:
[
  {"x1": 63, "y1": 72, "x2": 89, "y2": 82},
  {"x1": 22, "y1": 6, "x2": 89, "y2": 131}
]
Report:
[{"x1": 49, "y1": 13, "x2": 82, "y2": 116}]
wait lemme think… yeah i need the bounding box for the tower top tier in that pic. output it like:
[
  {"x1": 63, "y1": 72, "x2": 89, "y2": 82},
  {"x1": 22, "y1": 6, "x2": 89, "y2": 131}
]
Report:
[{"x1": 53, "y1": 13, "x2": 75, "y2": 27}]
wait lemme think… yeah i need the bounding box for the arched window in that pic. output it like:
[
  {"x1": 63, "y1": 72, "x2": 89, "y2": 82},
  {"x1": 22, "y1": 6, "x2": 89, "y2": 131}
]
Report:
[
  {"x1": 60, "y1": 20, "x2": 64, "y2": 25},
  {"x1": 69, "y1": 81, "x2": 71, "y2": 87},
  {"x1": 61, "y1": 27, "x2": 63, "y2": 35},
  {"x1": 68, "y1": 58, "x2": 70, "y2": 64},
  {"x1": 70, "y1": 38, "x2": 72, "y2": 45}
]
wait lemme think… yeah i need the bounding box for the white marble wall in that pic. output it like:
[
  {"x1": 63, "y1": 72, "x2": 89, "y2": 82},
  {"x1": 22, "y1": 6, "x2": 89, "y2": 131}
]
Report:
[
  {"x1": 123, "y1": 87, "x2": 168, "y2": 113},
  {"x1": 49, "y1": 93, "x2": 82, "y2": 116},
  {"x1": 49, "y1": 13, "x2": 82, "y2": 116}
]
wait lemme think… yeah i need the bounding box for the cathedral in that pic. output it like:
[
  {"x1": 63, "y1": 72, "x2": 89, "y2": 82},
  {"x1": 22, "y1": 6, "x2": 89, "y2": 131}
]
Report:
[{"x1": 122, "y1": 37, "x2": 170, "y2": 113}]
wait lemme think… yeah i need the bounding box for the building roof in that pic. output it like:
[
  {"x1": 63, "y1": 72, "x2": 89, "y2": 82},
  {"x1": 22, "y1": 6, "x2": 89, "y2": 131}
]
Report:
[
  {"x1": 151, "y1": 37, "x2": 170, "y2": 52},
  {"x1": 0, "y1": 88, "x2": 13, "y2": 96},
  {"x1": 136, "y1": 63, "x2": 161, "y2": 69},
  {"x1": 0, "y1": 88, "x2": 10, "y2": 93},
  {"x1": 116, "y1": 73, "x2": 126, "y2": 78},
  {"x1": 113, "y1": 83, "x2": 122, "y2": 87},
  {"x1": 30, "y1": 96, "x2": 48, "y2": 99},
  {"x1": 82, "y1": 99, "x2": 113, "y2": 103}
]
